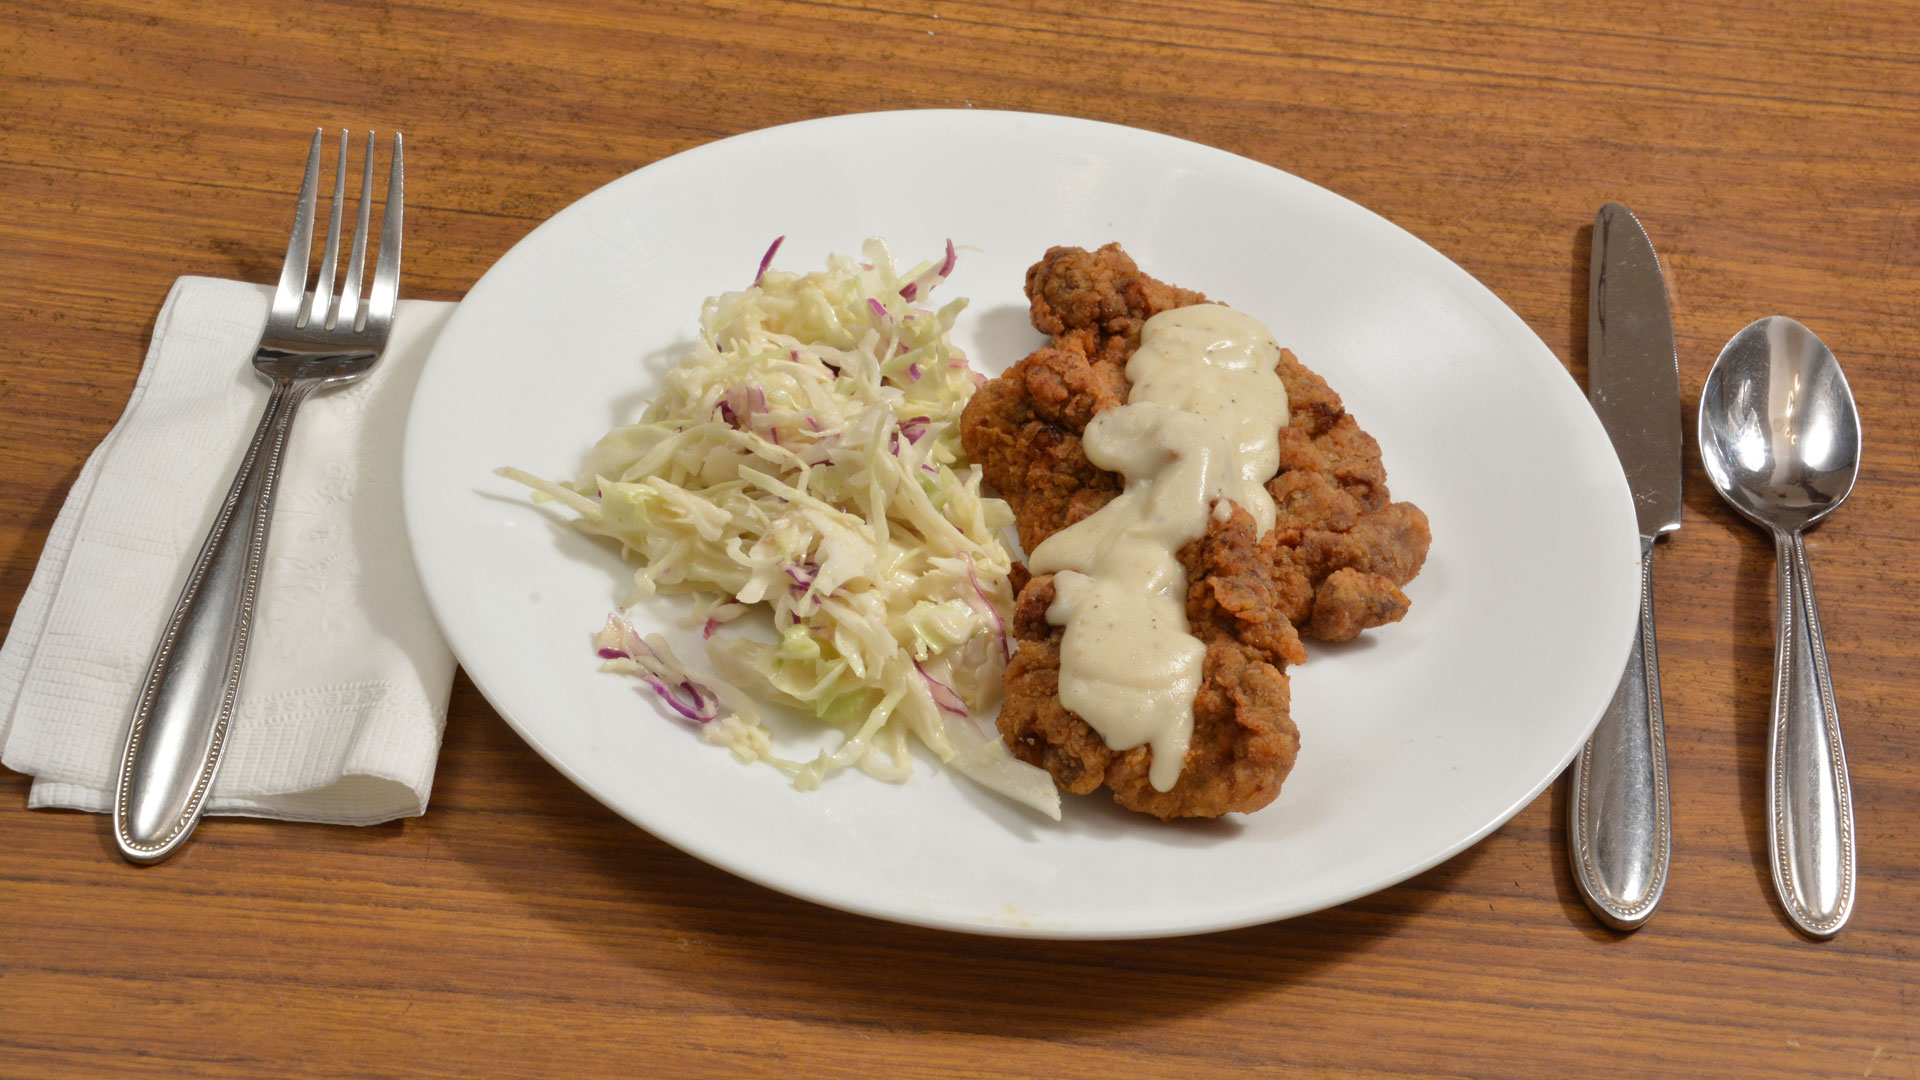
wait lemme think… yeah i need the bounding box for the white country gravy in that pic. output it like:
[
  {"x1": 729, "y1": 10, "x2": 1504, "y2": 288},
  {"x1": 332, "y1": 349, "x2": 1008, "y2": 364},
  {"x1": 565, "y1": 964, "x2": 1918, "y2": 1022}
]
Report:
[{"x1": 1027, "y1": 304, "x2": 1289, "y2": 792}]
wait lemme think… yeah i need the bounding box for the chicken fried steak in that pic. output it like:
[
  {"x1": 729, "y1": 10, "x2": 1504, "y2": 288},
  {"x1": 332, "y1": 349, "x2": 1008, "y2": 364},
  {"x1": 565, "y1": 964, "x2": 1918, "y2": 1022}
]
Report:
[{"x1": 959, "y1": 244, "x2": 1431, "y2": 819}]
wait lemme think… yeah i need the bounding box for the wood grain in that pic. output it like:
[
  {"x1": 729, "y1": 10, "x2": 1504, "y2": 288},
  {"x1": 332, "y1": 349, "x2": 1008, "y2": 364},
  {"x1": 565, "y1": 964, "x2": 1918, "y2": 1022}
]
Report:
[{"x1": 2, "y1": 1, "x2": 1916, "y2": 1076}]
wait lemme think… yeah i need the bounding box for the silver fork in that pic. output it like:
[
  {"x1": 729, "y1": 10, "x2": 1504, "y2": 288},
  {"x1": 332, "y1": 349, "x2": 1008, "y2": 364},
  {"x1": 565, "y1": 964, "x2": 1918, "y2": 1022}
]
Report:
[{"x1": 113, "y1": 129, "x2": 404, "y2": 864}]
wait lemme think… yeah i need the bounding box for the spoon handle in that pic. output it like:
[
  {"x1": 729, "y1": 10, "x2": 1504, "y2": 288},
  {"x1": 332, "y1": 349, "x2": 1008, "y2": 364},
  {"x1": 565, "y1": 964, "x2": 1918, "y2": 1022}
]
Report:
[
  {"x1": 1568, "y1": 535, "x2": 1672, "y2": 930},
  {"x1": 1769, "y1": 528, "x2": 1856, "y2": 937}
]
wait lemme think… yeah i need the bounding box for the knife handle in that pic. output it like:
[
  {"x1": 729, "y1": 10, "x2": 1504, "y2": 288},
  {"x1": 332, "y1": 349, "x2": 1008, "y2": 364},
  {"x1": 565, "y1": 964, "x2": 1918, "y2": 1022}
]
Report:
[
  {"x1": 1768, "y1": 528, "x2": 1855, "y2": 937},
  {"x1": 1568, "y1": 535, "x2": 1672, "y2": 930},
  {"x1": 112, "y1": 375, "x2": 313, "y2": 864}
]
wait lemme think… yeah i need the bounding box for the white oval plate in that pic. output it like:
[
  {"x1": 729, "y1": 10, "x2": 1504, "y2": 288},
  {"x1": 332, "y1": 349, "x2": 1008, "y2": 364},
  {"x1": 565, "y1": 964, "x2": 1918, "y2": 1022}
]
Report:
[{"x1": 403, "y1": 110, "x2": 1640, "y2": 939}]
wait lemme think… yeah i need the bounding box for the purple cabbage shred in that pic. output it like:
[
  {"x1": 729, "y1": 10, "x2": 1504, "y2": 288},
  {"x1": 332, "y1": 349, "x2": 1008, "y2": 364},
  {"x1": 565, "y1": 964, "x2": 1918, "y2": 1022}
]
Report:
[
  {"x1": 642, "y1": 676, "x2": 718, "y2": 724},
  {"x1": 963, "y1": 553, "x2": 1012, "y2": 661},
  {"x1": 914, "y1": 660, "x2": 969, "y2": 717},
  {"x1": 720, "y1": 386, "x2": 770, "y2": 433},
  {"x1": 754, "y1": 235, "x2": 785, "y2": 285}
]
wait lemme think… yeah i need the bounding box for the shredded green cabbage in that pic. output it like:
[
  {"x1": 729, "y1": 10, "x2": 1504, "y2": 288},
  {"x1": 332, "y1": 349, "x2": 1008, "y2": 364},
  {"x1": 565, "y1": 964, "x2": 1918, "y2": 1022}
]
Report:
[{"x1": 500, "y1": 238, "x2": 1060, "y2": 818}]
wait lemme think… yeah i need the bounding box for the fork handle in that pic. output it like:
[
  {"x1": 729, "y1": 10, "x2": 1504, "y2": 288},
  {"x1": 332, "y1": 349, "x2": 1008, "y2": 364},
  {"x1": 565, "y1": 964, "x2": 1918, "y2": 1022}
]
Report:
[{"x1": 113, "y1": 374, "x2": 315, "y2": 863}]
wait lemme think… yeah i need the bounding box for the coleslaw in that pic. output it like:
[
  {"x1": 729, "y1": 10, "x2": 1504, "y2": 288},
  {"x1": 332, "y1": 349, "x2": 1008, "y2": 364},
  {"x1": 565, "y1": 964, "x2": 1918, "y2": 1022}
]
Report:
[{"x1": 500, "y1": 238, "x2": 1059, "y2": 818}]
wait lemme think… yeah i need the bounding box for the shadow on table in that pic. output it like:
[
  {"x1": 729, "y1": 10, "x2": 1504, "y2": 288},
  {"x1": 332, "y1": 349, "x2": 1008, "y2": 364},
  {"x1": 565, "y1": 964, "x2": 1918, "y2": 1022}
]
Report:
[
  {"x1": 434, "y1": 696, "x2": 1506, "y2": 1038},
  {"x1": 1, "y1": 460, "x2": 81, "y2": 617},
  {"x1": 1565, "y1": 222, "x2": 1591, "y2": 387}
]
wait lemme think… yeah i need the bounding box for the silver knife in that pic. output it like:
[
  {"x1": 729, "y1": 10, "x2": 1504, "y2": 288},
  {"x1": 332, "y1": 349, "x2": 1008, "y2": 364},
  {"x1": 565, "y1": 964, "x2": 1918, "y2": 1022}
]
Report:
[{"x1": 1568, "y1": 203, "x2": 1682, "y2": 930}]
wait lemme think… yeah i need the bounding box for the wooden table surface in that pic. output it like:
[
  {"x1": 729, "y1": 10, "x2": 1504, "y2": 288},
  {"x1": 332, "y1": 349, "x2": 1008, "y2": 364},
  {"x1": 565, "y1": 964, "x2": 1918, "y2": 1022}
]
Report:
[{"x1": 3, "y1": 1, "x2": 1916, "y2": 1076}]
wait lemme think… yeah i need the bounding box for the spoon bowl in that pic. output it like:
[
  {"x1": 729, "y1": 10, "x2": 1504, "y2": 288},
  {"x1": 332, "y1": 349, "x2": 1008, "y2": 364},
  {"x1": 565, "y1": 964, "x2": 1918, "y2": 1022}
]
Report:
[
  {"x1": 1699, "y1": 316, "x2": 1861, "y2": 533},
  {"x1": 1698, "y1": 315, "x2": 1861, "y2": 939}
]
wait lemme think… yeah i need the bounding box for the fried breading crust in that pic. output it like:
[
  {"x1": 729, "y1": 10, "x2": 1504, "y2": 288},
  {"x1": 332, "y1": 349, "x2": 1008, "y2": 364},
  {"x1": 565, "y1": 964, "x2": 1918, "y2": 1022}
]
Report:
[
  {"x1": 1001, "y1": 572, "x2": 1300, "y2": 820},
  {"x1": 961, "y1": 244, "x2": 1431, "y2": 819}
]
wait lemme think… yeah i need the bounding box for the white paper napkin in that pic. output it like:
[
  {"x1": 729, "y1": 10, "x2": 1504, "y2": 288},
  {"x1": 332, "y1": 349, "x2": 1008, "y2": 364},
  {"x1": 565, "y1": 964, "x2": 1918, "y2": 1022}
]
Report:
[{"x1": 0, "y1": 277, "x2": 459, "y2": 824}]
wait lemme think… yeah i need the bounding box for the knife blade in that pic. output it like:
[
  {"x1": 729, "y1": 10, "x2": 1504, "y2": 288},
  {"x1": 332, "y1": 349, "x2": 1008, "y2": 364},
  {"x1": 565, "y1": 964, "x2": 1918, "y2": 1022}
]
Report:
[
  {"x1": 1567, "y1": 203, "x2": 1681, "y2": 930},
  {"x1": 1590, "y1": 206, "x2": 1684, "y2": 536}
]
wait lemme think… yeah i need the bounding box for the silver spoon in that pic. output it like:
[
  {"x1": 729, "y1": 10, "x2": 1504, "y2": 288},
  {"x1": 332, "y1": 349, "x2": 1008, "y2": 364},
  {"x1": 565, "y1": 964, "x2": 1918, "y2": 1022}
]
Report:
[{"x1": 1698, "y1": 316, "x2": 1860, "y2": 938}]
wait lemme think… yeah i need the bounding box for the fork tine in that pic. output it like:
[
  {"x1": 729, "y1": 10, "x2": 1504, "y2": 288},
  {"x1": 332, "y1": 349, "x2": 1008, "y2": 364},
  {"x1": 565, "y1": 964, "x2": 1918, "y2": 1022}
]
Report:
[
  {"x1": 367, "y1": 131, "x2": 403, "y2": 325},
  {"x1": 304, "y1": 130, "x2": 350, "y2": 328},
  {"x1": 270, "y1": 128, "x2": 325, "y2": 325},
  {"x1": 334, "y1": 131, "x2": 376, "y2": 332}
]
